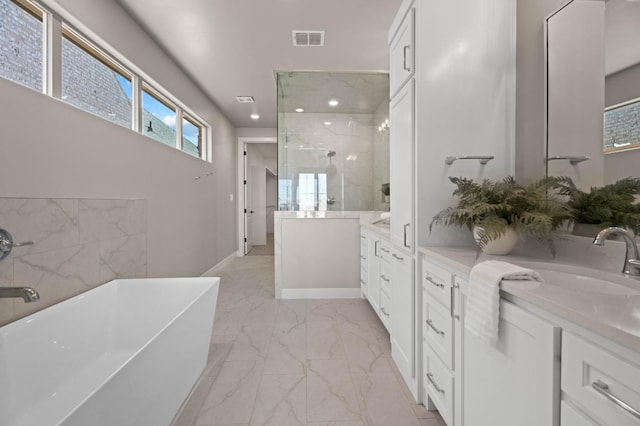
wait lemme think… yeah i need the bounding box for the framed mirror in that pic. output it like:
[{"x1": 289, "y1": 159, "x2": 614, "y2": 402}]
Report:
[{"x1": 545, "y1": 0, "x2": 640, "y2": 190}]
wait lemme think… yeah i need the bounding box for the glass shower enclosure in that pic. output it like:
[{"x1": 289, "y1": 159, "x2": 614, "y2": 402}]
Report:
[{"x1": 277, "y1": 71, "x2": 390, "y2": 212}]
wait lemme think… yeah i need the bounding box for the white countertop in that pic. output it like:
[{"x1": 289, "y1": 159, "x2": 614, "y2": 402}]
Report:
[{"x1": 418, "y1": 245, "x2": 640, "y2": 354}]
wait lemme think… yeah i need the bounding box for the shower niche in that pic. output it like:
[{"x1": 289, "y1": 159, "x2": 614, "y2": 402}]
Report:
[{"x1": 277, "y1": 72, "x2": 390, "y2": 212}]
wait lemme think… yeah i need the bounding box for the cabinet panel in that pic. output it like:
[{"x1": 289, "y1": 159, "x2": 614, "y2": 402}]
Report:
[
  {"x1": 561, "y1": 401, "x2": 599, "y2": 426},
  {"x1": 389, "y1": 6, "x2": 414, "y2": 98},
  {"x1": 463, "y1": 300, "x2": 559, "y2": 426},
  {"x1": 389, "y1": 78, "x2": 414, "y2": 251},
  {"x1": 391, "y1": 248, "x2": 414, "y2": 384}
]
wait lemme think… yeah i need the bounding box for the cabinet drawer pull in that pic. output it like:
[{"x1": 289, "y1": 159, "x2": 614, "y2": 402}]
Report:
[
  {"x1": 381, "y1": 307, "x2": 390, "y2": 317},
  {"x1": 592, "y1": 380, "x2": 640, "y2": 419},
  {"x1": 360, "y1": 255, "x2": 366, "y2": 260},
  {"x1": 360, "y1": 235, "x2": 366, "y2": 240},
  {"x1": 380, "y1": 247, "x2": 390, "y2": 253},
  {"x1": 426, "y1": 373, "x2": 445, "y2": 395},
  {"x1": 403, "y1": 223, "x2": 411, "y2": 248},
  {"x1": 392, "y1": 253, "x2": 404, "y2": 261},
  {"x1": 403, "y1": 45, "x2": 411, "y2": 72},
  {"x1": 425, "y1": 276, "x2": 444, "y2": 289},
  {"x1": 381, "y1": 275, "x2": 390, "y2": 282},
  {"x1": 426, "y1": 319, "x2": 445, "y2": 336}
]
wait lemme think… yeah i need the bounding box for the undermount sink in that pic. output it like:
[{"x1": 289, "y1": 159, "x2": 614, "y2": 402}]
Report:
[{"x1": 513, "y1": 262, "x2": 640, "y2": 296}]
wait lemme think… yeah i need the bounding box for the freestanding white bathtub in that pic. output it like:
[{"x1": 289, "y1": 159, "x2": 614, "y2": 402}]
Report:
[{"x1": 0, "y1": 277, "x2": 219, "y2": 426}]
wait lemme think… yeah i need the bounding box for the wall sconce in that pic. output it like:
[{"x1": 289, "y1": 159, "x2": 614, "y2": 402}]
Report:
[{"x1": 378, "y1": 118, "x2": 389, "y2": 134}]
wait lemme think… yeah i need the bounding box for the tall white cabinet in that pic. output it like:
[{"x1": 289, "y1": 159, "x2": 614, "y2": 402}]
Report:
[{"x1": 387, "y1": 0, "x2": 517, "y2": 418}]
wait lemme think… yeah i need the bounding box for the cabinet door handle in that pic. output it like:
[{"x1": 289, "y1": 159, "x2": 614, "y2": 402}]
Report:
[
  {"x1": 425, "y1": 276, "x2": 444, "y2": 289},
  {"x1": 450, "y1": 282, "x2": 460, "y2": 319},
  {"x1": 374, "y1": 240, "x2": 379, "y2": 257},
  {"x1": 426, "y1": 373, "x2": 445, "y2": 395},
  {"x1": 381, "y1": 307, "x2": 390, "y2": 317},
  {"x1": 592, "y1": 380, "x2": 640, "y2": 419},
  {"x1": 426, "y1": 319, "x2": 445, "y2": 336},
  {"x1": 403, "y1": 223, "x2": 411, "y2": 249},
  {"x1": 403, "y1": 45, "x2": 411, "y2": 72},
  {"x1": 392, "y1": 253, "x2": 404, "y2": 261}
]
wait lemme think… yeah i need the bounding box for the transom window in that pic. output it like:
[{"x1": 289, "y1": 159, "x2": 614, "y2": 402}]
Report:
[{"x1": 0, "y1": 0, "x2": 210, "y2": 161}]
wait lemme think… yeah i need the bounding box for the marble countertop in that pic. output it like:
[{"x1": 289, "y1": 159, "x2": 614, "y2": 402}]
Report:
[{"x1": 418, "y1": 245, "x2": 640, "y2": 354}]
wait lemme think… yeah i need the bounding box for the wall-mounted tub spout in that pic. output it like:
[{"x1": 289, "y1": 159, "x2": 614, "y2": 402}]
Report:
[{"x1": 0, "y1": 286, "x2": 40, "y2": 302}]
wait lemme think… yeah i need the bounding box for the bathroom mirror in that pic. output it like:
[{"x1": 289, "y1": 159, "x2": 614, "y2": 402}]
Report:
[{"x1": 545, "y1": 0, "x2": 640, "y2": 189}]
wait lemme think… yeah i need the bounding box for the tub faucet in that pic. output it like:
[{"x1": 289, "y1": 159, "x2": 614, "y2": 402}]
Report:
[
  {"x1": 0, "y1": 286, "x2": 40, "y2": 302},
  {"x1": 593, "y1": 226, "x2": 640, "y2": 278}
]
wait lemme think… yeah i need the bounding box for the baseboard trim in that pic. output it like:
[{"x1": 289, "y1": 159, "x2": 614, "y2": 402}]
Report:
[
  {"x1": 280, "y1": 287, "x2": 362, "y2": 299},
  {"x1": 201, "y1": 252, "x2": 237, "y2": 277}
]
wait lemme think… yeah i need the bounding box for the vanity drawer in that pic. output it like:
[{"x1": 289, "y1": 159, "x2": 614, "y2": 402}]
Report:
[
  {"x1": 379, "y1": 290, "x2": 391, "y2": 332},
  {"x1": 424, "y1": 344, "x2": 454, "y2": 426},
  {"x1": 562, "y1": 332, "x2": 640, "y2": 426},
  {"x1": 380, "y1": 258, "x2": 392, "y2": 297},
  {"x1": 422, "y1": 258, "x2": 453, "y2": 309},
  {"x1": 423, "y1": 293, "x2": 454, "y2": 370}
]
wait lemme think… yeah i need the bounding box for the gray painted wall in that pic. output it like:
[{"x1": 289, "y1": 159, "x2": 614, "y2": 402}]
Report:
[
  {"x1": 515, "y1": 0, "x2": 567, "y2": 183},
  {"x1": 0, "y1": 0, "x2": 237, "y2": 278}
]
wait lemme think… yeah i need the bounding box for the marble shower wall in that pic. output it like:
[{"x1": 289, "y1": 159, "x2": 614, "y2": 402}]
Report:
[
  {"x1": 280, "y1": 113, "x2": 375, "y2": 211},
  {"x1": 373, "y1": 100, "x2": 390, "y2": 212},
  {"x1": 0, "y1": 198, "x2": 147, "y2": 325}
]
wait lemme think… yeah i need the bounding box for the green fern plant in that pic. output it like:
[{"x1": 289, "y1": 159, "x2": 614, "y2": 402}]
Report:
[
  {"x1": 552, "y1": 177, "x2": 640, "y2": 234},
  {"x1": 431, "y1": 176, "x2": 572, "y2": 254}
]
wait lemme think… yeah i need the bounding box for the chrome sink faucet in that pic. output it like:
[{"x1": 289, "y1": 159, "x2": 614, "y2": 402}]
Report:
[
  {"x1": 593, "y1": 227, "x2": 640, "y2": 277},
  {"x1": 0, "y1": 286, "x2": 40, "y2": 302}
]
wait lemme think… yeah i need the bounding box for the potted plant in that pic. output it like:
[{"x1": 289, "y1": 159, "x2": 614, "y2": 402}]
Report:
[
  {"x1": 431, "y1": 176, "x2": 572, "y2": 255},
  {"x1": 552, "y1": 177, "x2": 640, "y2": 237}
]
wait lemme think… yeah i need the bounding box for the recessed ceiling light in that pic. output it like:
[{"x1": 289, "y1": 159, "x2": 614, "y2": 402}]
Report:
[
  {"x1": 328, "y1": 99, "x2": 339, "y2": 107},
  {"x1": 250, "y1": 114, "x2": 260, "y2": 120},
  {"x1": 236, "y1": 96, "x2": 255, "y2": 103},
  {"x1": 295, "y1": 108, "x2": 304, "y2": 113},
  {"x1": 324, "y1": 121, "x2": 332, "y2": 126}
]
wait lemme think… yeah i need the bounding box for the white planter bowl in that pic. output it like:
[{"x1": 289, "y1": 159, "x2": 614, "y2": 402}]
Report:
[{"x1": 473, "y1": 226, "x2": 519, "y2": 255}]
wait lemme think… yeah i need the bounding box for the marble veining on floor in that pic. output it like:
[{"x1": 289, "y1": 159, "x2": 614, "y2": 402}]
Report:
[{"x1": 173, "y1": 255, "x2": 445, "y2": 426}]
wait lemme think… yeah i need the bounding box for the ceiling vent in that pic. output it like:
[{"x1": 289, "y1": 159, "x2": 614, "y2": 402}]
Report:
[
  {"x1": 235, "y1": 96, "x2": 255, "y2": 103},
  {"x1": 292, "y1": 31, "x2": 325, "y2": 47}
]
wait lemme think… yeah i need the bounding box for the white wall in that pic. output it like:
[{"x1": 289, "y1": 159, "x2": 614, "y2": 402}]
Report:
[{"x1": 0, "y1": 0, "x2": 237, "y2": 278}]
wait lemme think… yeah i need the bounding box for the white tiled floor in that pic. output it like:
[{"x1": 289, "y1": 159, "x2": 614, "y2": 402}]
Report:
[{"x1": 173, "y1": 255, "x2": 445, "y2": 426}]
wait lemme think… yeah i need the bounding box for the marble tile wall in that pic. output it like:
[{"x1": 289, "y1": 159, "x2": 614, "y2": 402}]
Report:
[{"x1": 0, "y1": 198, "x2": 147, "y2": 325}]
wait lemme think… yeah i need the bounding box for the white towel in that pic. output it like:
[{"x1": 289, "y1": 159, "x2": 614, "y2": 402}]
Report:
[{"x1": 465, "y1": 261, "x2": 543, "y2": 346}]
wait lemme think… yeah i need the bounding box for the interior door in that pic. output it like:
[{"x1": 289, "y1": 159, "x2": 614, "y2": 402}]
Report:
[{"x1": 244, "y1": 146, "x2": 253, "y2": 254}]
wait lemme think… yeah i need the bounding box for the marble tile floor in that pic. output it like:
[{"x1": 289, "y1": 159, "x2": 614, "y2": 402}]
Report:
[{"x1": 173, "y1": 255, "x2": 445, "y2": 426}]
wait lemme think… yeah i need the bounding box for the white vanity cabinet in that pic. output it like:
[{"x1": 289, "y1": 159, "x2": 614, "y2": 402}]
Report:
[
  {"x1": 391, "y1": 245, "x2": 414, "y2": 387},
  {"x1": 366, "y1": 230, "x2": 382, "y2": 314},
  {"x1": 561, "y1": 332, "x2": 640, "y2": 425},
  {"x1": 463, "y1": 298, "x2": 560, "y2": 426}
]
